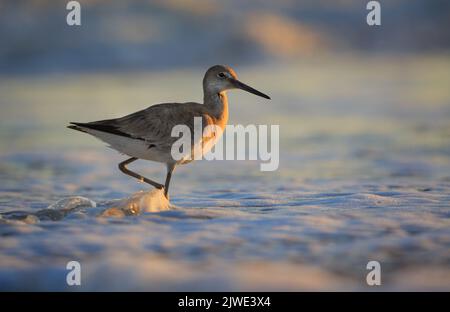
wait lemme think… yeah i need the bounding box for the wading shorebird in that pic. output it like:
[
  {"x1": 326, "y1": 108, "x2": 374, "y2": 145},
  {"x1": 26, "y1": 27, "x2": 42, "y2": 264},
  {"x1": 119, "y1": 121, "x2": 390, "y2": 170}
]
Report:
[{"x1": 68, "y1": 65, "x2": 270, "y2": 198}]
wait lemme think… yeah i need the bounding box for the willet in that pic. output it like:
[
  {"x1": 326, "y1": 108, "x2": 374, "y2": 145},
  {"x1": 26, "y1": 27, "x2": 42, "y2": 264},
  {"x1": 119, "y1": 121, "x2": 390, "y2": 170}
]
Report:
[{"x1": 68, "y1": 65, "x2": 270, "y2": 198}]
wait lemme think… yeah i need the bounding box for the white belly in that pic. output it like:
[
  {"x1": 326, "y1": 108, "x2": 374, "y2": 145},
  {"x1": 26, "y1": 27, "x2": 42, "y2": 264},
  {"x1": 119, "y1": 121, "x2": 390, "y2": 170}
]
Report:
[
  {"x1": 81, "y1": 124, "x2": 223, "y2": 165},
  {"x1": 82, "y1": 128, "x2": 170, "y2": 163}
]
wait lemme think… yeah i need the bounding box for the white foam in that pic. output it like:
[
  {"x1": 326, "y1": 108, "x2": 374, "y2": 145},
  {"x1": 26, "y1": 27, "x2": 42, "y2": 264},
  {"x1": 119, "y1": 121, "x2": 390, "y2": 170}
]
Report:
[
  {"x1": 47, "y1": 196, "x2": 96, "y2": 212},
  {"x1": 100, "y1": 188, "x2": 170, "y2": 217}
]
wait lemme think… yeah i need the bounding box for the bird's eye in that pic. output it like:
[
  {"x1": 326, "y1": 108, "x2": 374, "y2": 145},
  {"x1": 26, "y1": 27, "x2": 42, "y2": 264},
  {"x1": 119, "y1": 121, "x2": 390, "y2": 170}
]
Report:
[{"x1": 217, "y1": 72, "x2": 226, "y2": 78}]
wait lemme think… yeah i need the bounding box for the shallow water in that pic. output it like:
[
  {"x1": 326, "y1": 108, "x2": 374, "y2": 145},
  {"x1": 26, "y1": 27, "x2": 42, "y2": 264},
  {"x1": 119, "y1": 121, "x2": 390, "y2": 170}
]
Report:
[{"x1": 1, "y1": 56, "x2": 450, "y2": 290}]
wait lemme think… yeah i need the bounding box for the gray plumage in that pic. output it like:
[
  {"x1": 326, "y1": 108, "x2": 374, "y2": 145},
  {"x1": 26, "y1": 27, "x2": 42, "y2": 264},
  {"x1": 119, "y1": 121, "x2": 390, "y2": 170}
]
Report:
[{"x1": 68, "y1": 65, "x2": 270, "y2": 198}]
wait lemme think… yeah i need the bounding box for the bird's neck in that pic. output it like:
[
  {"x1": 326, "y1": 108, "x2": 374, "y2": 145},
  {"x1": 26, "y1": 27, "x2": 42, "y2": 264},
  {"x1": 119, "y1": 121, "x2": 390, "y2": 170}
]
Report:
[{"x1": 204, "y1": 91, "x2": 229, "y2": 124}]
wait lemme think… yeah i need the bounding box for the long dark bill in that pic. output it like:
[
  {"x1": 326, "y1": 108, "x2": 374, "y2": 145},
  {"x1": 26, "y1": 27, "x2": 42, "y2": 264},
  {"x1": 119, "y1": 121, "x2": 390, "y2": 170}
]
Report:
[{"x1": 231, "y1": 79, "x2": 271, "y2": 100}]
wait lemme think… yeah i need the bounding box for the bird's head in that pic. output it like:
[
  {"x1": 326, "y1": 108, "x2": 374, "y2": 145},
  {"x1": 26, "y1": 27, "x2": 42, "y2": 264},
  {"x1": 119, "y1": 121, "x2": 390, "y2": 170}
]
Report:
[{"x1": 203, "y1": 65, "x2": 270, "y2": 99}]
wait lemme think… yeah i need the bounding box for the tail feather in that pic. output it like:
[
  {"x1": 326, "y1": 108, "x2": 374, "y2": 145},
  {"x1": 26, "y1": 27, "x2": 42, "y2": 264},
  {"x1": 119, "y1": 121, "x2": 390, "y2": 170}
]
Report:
[
  {"x1": 67, "y1": 121, "x2": 141, "y2": 140},
  {"x1": 67, "y1": 123, "x2": 88, "y2": 133}
]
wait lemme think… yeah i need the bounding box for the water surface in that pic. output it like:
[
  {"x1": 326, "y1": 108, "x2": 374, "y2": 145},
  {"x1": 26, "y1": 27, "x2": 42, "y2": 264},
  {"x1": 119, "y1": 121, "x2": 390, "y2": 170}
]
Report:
[{"x1": 1, "y1": 56, "x2": 450, "y2": 290}]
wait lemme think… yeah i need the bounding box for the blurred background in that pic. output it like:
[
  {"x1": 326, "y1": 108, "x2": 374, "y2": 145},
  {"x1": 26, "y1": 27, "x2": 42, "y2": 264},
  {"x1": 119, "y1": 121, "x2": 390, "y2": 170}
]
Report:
[
  {"x1": 1, "y1": 0, "x2": 449, "y2": 152},
  {"x1": 1, "y1": 0, "x2": 450, "y2": 74},
  {"x1": 0, "y1": 0, "x2": 450, "y2": 291}
]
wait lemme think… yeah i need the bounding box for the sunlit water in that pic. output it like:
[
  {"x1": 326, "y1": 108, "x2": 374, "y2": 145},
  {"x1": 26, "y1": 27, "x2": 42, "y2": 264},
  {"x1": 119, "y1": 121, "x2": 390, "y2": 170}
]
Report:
[{"x1": 1, "y1": 56, "x2": 450, "y2": 290}]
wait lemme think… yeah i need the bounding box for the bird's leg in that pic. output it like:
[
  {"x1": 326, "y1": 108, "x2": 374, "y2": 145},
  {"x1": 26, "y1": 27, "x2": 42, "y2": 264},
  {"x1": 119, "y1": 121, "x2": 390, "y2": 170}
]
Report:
[
  {"x1": 118, "y1": 157, "x2": 163, "y2": 189},
  {"x1": 164, "y1": 164, "x2": 176, "y2": 199}
]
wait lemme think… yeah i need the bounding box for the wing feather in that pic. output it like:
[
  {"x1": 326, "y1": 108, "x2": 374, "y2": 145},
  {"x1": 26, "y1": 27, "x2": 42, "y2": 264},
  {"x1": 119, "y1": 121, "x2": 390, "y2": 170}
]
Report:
[{"x1": 85, "y1": 102, "x2": 211, "y2": 148}]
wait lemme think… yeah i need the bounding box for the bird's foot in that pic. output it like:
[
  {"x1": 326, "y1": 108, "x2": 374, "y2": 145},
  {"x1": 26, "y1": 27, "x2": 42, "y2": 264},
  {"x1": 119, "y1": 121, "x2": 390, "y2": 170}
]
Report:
[{"x1": 161, "y1": 187, "x2": 170, "y2": 201}]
